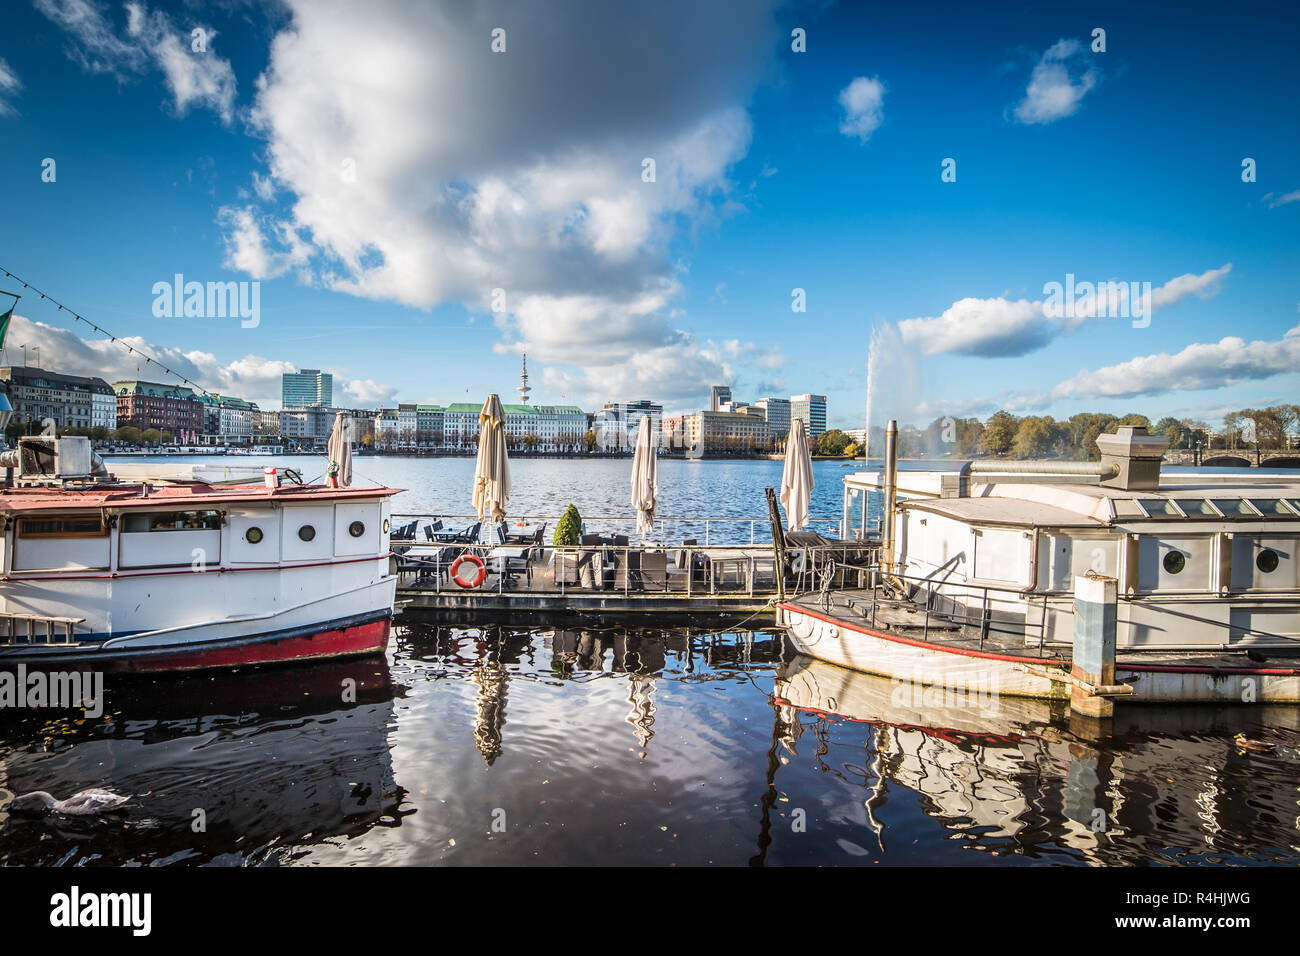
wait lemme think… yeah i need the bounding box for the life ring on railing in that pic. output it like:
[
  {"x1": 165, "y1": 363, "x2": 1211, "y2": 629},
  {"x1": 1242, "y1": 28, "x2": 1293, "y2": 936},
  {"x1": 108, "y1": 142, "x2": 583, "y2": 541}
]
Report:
[{"x1": 450, "y1": 554, "x2": 487, "y2": 589}]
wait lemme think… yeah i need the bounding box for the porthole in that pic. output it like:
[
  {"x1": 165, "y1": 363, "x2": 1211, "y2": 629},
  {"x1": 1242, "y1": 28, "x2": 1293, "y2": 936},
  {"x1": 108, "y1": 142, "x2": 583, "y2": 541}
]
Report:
[
  {"x1": 1257, "y1": 549, "x2": 1280, "y2": 574},
  {"x1": 349, "y1": 521, "x2": 365, "y2": 538},
  {"x1": 1162, "y1": 550, "x2": 1186, "y2": 575},
  {"x1": 298, "y1": 525, "x2": 316, "y2": 542},
  {"x1": 245, "y1": 526, "x2": 264, "y2": 544},
  {"x1": 383, "y1": 518, "x2": 390, "y2": 534}
]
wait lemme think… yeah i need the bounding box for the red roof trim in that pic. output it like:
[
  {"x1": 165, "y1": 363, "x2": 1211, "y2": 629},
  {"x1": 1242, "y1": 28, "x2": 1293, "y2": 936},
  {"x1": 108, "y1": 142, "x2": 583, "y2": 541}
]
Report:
[{"x1": 0, "y1": 483, "x2": 402, "y2": 513}]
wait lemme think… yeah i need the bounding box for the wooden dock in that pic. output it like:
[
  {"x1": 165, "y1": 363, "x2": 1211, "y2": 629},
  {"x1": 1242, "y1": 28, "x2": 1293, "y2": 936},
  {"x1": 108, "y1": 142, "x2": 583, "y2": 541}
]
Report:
[{"x1": 393, "y1": 543, "x2": 876, "y2": 623}]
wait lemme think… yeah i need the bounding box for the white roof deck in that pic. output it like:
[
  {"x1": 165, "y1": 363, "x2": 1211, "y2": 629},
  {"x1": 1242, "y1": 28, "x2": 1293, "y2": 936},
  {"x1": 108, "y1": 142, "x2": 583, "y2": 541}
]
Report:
[{"x1": 847, "y1": 467, "x2": 1300, "y2": 527}]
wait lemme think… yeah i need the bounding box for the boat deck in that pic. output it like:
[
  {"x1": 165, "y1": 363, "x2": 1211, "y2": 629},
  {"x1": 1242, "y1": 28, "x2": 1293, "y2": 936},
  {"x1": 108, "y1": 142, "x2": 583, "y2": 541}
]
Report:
[
  {"x1": 782, "y1": 588, "x2": 1300, "y2": 673},
  {"x1": 393, "y1": 538, "x2": 876, "y2": 621}
]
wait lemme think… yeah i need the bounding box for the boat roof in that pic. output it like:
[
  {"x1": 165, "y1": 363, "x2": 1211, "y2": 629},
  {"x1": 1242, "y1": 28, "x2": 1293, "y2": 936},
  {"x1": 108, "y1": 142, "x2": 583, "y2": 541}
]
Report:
[
  {"x1": 901, "y1": 495, "x2": 1105, "y2": 528},
  {"x1": 0, "y1": 482, "x2": 400, "y2": 514},
  {"x1": 852, "y1": 468, "x2": 1300, "y2": 527}
]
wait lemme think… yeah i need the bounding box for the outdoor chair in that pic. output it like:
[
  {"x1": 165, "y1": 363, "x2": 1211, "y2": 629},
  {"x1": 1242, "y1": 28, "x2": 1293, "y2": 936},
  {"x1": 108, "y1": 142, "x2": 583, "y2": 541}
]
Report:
[
  {"x1": 422, "y1": 519, "x2": 445, "y2": 542},
  {"x1": 397, "y1": 546, "x2": 461, "y2": 588},
  {"x1": 553, "y1": 548, "x2": 582, "y2": 586},
  {"x1": 674, "y1": 539, "x2": 707, "y2": 583},
  {"x1": 613, "y1": 549, "x2": 642, "y2": 591},
  {"x1": 640, "y1": 550, "x2": 685, "y2": 591}
]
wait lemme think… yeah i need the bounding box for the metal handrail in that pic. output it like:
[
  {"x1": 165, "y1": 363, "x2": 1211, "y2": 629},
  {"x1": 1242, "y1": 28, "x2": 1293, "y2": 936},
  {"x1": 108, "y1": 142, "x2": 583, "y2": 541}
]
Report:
[
  {"x1": 393, "y1": 540, "x2": 879, "y2": 600},
  {"x1": 870, "y1": 567, "x2": 1059, "y2": 654},
  {"x1": 390, "y1": 512, "x2": 851, "y2": 547}
]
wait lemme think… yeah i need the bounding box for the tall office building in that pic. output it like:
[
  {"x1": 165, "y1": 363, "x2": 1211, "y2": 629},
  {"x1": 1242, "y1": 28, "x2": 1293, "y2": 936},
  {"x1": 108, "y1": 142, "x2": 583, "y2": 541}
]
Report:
[
  {"x1": 282, "y1": 369, "x2": 333, "y2": 407},
  {"x1": 789, "y1": 394, "x2": 827, "y2": 438},
  {"x1": 755, "y1": 397, "x2": 791, "y2": 438},
  {"x1": 709, "y1": 385, "x2": 732, "y2": 412}
]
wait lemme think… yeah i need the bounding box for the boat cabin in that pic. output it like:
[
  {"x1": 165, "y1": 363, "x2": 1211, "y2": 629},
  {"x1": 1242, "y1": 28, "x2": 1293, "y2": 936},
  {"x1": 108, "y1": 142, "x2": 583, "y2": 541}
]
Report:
[{"x1": 843, "y1": 427, "x2": 1300, "y2": 651}]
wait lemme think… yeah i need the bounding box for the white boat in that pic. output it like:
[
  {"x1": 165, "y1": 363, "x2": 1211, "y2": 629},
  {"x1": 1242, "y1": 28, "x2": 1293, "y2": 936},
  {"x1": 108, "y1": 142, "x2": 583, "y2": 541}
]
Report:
[
  {"x1": 778, "y1": 424, "x2": 1300, "y2": 704},
  {"x1": 0, "y1": 436, "x2": 399, "y2": 673}
]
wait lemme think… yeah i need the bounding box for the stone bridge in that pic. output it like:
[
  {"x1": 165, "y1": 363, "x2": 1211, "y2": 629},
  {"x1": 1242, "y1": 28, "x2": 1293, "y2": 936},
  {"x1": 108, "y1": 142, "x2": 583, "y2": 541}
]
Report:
[{"x1": 1164, "y1": 448, "x2": 1300, "y2": 468}]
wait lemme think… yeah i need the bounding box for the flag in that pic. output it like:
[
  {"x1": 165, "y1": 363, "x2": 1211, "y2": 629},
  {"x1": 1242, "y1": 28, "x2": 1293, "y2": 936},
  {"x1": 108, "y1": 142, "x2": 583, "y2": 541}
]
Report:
[{"x1": 0, "y1": 303, "x2": 12, "y2": 350}]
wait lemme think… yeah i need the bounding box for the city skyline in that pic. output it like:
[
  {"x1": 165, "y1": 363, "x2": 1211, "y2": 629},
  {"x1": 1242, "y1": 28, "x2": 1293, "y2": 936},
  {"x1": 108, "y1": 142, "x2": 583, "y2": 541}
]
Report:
[{"x1": 0, "y1": 2, "x2": 1296, "y2": 431}]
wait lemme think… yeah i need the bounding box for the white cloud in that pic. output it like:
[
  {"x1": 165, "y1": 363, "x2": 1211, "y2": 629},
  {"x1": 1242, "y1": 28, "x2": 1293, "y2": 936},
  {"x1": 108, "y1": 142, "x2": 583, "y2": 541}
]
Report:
[
  {"x1": 1013, "y1": 39, "x2": 1097, "y2": 125},
  {"x1": 540, "y1": 333, "x2": 743, "y2": 407},
  {"x1": 0, "y1": 57, "x2": 21, "y2": 116},
  {"x1": 221, "y1": 0, "x2": 783, "y2": 403},
  {"x1": 1149, "y1": 263, "x2": 1232, "y2": 309},
  {"x1": 4, "y1": 314, "x2": 296, "y2": 407},
  {"x1": 217, "y1": 206, "x2": 311, "y2": 280},
  {"x1": 1266, "y1": 189, "x2": 1300, "y2": 209},
  {"x1": 837, "y1": 76, "x2": 886, "y2": 143},
  {"x1": 37, "y1": 0, "x2": 237, "y2": 123},
  {"x1": 342, "y1": 378, "x2": 400, "y2": 406},
  {"x1": 899, "y1": 264, "x2": 1232, "y2": 357},
  {"x1": 1052, "y1": 322, "x2": 1300, "y2": 400}
]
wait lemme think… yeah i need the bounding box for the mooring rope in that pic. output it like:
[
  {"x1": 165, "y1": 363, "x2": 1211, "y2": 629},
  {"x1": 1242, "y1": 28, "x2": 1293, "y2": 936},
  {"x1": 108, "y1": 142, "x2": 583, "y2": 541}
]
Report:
[{"x1": 0, "y1": 264, "x2": 215, "y2": 396}]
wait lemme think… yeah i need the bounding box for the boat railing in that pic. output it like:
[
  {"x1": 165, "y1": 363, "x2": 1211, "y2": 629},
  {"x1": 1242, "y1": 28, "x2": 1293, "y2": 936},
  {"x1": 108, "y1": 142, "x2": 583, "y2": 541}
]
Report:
[
  {"x1": 861, "y1": 567, "x2": 1056, "y2": 655},
  {"x1": 392, "y1": 535, "x2": 880, "y2": 602},
  {"x1": 390, "y1": 512, "x2": 855, "y2": 547}
]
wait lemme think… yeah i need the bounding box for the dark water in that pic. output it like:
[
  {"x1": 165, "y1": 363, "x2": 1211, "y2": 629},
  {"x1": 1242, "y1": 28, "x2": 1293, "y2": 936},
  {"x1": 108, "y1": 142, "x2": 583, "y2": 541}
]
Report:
[
  {"x1": 4, "y1": 456, "x2": 1298, "y2": 865},
  {"x1": 3, "y1": 624, "x2": 1300, "y2": 866}
]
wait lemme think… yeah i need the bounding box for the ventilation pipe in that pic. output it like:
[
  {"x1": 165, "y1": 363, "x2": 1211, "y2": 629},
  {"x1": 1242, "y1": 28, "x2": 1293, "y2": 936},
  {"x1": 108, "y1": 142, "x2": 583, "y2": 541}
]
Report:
[{"x1": 881, "y1": 419, "x2": 898, "y2": 574}]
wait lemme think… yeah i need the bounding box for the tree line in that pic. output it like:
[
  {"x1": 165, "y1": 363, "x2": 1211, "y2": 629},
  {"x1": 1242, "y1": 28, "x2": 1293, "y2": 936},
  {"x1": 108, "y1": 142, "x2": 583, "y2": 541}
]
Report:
[{"x1": 890, "y1": 403, "x2": 1300, "y2": 461}]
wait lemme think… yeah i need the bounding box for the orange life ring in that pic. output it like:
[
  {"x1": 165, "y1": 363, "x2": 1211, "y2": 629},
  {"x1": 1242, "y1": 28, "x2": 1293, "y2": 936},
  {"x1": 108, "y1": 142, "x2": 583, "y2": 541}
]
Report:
[{"x1": 450, "y1": 554, "x2": 487, "y2": 589}]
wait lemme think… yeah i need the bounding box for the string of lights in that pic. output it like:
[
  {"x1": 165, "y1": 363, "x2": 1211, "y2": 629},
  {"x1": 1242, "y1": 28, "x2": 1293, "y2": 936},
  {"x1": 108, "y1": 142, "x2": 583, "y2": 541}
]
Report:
[{"x1": 0, "y1": 265, "x2": 214, "y2": 397}]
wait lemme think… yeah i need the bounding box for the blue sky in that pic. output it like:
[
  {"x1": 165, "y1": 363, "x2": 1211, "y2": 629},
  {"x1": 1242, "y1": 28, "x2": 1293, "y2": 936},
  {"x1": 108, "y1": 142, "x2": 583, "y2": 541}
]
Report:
[{"x1": 0, "y1": 0, "x2": 1297, "y2": 429}]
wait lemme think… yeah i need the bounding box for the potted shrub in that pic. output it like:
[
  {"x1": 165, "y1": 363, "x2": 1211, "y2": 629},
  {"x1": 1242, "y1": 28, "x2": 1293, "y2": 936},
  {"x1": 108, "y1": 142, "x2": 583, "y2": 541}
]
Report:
[
  {"x1": 553, "y1": 504, "x2": 581, "y2": 546},
  {"x1": 553, "y1": 504, "x2": 583, "y2": 585}
]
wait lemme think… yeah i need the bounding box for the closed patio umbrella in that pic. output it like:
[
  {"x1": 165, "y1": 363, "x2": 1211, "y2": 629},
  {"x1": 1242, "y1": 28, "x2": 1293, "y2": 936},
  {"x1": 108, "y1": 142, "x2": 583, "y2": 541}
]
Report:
[
  {"x1": 473, "y1": 394, "x2": 511, "y2": 530},
  {"x1": 630, "y1": 415, "x2": 658, "y2": 538},
  {"x1": 779, "y1": 417, "x2": 814, "y2": 531},
  {"x1": 326, "y1": 412, "x2": 353, "y2": 488}
]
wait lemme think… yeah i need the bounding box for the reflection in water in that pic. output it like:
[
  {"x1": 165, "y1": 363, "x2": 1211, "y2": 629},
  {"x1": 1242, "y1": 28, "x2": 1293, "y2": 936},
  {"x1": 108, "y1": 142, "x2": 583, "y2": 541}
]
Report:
[
  {"x1": 3, "y1": 625, "x2": 1299, "y2": 865},
  {"x1": 0, "y1": 659, "x2": 404, "y2": 865},
  {"x1": 773, "y1": 654, "x2": 1300, "y2": 865}
]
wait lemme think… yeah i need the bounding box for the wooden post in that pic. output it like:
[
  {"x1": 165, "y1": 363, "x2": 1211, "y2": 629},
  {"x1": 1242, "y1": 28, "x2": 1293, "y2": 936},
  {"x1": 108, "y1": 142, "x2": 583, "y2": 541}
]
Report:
[
  {"x1": 1071, "y1": 574, "x2": 1117, "y2": 719},
  {"x1": 766, "y1": 487, "x2": 787, "y2": 602}
]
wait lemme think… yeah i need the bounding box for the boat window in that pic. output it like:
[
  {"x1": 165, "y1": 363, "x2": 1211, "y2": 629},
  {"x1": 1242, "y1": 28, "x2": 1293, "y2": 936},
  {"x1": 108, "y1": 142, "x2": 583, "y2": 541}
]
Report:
[
  {"x1": 1212, "y1": 499, "x2": 1257, "y2": 516},
  {"x1": 1162, "y1": 550, "x2": 1186, "y2": 574},
  {"x1": 121, "y1": 510, "x2": 222, "y2": 533},
  {"x1": 1248, "y1": 499, "x2": 1287, "y2": 516},
  {"x1": 1112, "y1": 499, "x2": 1146, "y2": 518},
  {"x1": 1256, "y1": 549, "x2": 1280, "y2": 573},
  {"x1": 349, "y1": 521, "x2": 366, "y2": 538},
  {"x1": 1137, "y1": 499, "x2": 1182, "y2": 518},
  {"x1": 1174, "y1": 499, "x2": 1218, "y2": 516},
  {"x1": 16, "y1": 516, "x2": 107, "y2": 538},
  {"x1": 298, "y1": 524, "x2": 316, "y2": 542},
  {"x1": 1286, "y1": 500, "x2": 1300, "y2": 516},
  {"x1": 245, "y1": 526, "x2": 264, "y2": 544}
]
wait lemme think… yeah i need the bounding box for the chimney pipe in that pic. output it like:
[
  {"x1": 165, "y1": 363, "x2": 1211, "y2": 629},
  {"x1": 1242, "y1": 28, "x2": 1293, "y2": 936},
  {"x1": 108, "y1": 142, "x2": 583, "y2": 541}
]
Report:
[{"x1": 882, "y1": 419, "x2": 898, "y2": 573}]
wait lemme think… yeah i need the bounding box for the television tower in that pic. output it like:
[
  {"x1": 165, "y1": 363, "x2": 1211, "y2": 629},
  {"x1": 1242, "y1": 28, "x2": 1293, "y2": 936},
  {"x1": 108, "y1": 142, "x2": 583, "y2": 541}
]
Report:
[{"x1": 517, "y1": 351, "x2": 531, "y2": 405}]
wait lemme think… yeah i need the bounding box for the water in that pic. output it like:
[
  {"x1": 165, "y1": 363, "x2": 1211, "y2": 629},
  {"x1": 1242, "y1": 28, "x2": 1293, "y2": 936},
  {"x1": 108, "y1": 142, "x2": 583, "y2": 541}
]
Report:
[
  {"x1": 3, "y1": 455, "x2": 1298, "y2": 865},
  {"x1": 3, "y1": 627, "x2": 1299, "y2": 865}
]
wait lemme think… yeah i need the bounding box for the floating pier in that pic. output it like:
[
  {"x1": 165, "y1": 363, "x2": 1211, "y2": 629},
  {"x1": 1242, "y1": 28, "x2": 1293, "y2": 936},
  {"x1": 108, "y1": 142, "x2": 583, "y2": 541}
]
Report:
[{"x1": 391, "y1": 511, "x2": 875, "y2": 623}]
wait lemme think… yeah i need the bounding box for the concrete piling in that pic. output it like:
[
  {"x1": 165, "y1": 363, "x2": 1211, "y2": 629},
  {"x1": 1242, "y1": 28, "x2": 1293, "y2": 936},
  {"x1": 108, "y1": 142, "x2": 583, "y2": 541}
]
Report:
[{"x1": 1072, "y1": 574, "x2": 1118, "y2": 720}]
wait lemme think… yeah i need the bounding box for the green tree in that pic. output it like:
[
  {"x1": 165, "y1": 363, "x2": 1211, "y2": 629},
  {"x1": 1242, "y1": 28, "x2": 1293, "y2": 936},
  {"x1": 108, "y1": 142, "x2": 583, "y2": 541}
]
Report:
[
  {"x1": 815, "y1": 429, "x2": 851, "y2": 456},
  {"x1": 141, "y1": 428, "x2": 163, "y2": 445},
  {"x1": 114, "y1": 426, "x2": 142, "y2": 444},
  {"x1": 1154, "y1": 416, "x2": 1184, "y2": 449},
  {"x1": 980, "y1": 411, "x2": 1019, "y2": 457},
  {"x1": 1012, "y1": 416, "x2": 1058, "y2": 458}
]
